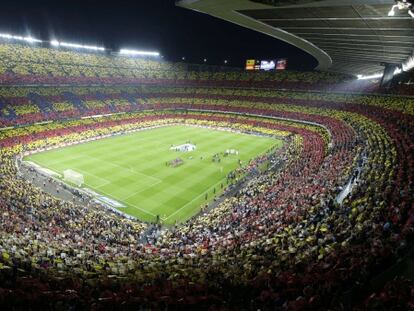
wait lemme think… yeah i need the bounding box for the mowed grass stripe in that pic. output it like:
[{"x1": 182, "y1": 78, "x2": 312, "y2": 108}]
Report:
[{"x1": 26, "y1": 125, "x2": 282, "y2": 224}]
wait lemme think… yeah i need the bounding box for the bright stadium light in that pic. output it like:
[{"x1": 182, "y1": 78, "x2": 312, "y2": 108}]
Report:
[
  {"x1": 23, "y1": 36, "x2": 42, "y2": 43},
  {"x1": 357, "y1": 64, "x2": 406, "y2": 81},
  {"x1": 388, "y1": 1, "x2": 414, "y2": 18},
  {"x1": 50, "y1": 40, "x2": 105, "y2": 51},
  {"x1": 0, "y1": 33, "x2": 42, "y2": 43},
  {"x1": 357, "y1": 73, "x2": 383, "y2": 80},
  {"x1": 119, "y1": 49, "x2": 160, "y2": 57},
  {"x1": 394, "y1": 67, "x2": 403, "y2": 75},
  {"x1": 60, "y1": 42, "x2": 105, "y2": 51},
  {"x1": 388, "y1": 5, "x2": 397, "y2": 16},
  {"x1": 59, "y1": 42, "x2": 105, "y2": 51},
  {"x1": 402, "y1": 55, "x2": 414, "y2": 72},
  {"x1": 0, "y1": 33, "x2": 13, "y2": 39}
]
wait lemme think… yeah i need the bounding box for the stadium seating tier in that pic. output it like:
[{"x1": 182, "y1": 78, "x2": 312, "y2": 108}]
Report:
[{"x1": 0, "y1": 41, "x2": 414, "y2": 309}]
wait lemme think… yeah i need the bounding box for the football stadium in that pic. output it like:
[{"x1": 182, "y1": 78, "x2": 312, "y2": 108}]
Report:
[{"x1": 0, "y1": 0, "x2": 413, "y2": 310}]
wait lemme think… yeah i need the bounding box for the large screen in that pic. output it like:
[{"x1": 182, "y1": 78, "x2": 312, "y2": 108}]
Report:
[
  {"x1": 276, "y1": 59, "x2": 288, "y2": 70},
  {"x1": 246, "y1": 59, "x2": 287, "y2": 71},
  {"x1": 245, "y1": 59, "x2": 260, "y2": 70},
  {"x1": 260, "y1": 60, "x2": 275, "y2": 71}
]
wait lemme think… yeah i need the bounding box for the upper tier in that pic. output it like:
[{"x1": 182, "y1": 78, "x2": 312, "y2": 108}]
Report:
[{"x1": 0, "y1": 41, "x2": 355, "y2": 89}]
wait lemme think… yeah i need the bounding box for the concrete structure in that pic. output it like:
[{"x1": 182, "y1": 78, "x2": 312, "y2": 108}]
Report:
[{"x1": 177, "y1": 0, "x2": 414, "y2": 76}]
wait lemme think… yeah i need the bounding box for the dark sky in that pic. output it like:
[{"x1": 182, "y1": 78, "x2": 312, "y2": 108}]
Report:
[{"x1": 0, "y1": 0, "x2": 317, "y2": 70}]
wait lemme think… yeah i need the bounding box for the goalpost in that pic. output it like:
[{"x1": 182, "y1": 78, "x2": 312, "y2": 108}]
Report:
[{"x1": 63, "y1": 169, "x2": 84, "y2": 187}]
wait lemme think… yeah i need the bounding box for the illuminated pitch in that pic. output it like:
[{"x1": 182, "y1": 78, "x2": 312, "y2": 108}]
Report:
[{"x1": 25, "y1": 125, "x2": 281, "y2": 224}]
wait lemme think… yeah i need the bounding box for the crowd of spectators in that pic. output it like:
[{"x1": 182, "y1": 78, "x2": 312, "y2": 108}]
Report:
[
  {"x1": 0, "y1": 86, "x2": 412, "y2": 308},
  {"x1": 0, "y1": 41, "x2": 369, "y2": 91},
  {"x1": 0, "y1": 42, "x2": 414, "y2": 309},
  {"x1": 1, "y1": 85, "x2": 413, "y2": 128},
  {"x1": 2, "y1": 41, "x2": 413, "y2": 96}
]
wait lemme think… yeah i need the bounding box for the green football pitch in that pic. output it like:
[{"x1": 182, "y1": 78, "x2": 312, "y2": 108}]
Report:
[{"x1": 25, "y1": 125, "x2": 282, "y2": 224}]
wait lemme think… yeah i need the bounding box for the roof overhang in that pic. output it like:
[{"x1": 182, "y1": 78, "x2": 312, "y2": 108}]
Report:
[{"x1": 177, "y1": 0, "x2": 414, "y2": 76}]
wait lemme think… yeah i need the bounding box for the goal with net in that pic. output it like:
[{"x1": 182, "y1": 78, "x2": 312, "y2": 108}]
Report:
[{"x1": 63, "y1": 169, "x2": 84, "y2": 187}]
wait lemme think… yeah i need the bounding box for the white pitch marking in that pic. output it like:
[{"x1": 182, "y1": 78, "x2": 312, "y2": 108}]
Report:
[{"x1": 163, "y1": 179, "x2": 224, "y2": 221}]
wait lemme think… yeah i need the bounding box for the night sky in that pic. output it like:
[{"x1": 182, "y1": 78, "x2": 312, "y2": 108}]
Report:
[{"x1": 0, "y1": 0, "x2": 317, "y2": 70}]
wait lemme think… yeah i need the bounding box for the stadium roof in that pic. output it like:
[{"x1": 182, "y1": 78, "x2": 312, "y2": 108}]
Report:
[{"x1": 177, "y1": 0, "x2": 414, "y2": 76}]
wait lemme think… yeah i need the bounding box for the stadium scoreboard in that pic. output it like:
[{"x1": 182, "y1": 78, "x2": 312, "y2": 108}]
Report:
[{"x1": 245, "y1": 59, "x2": 287, "y2": 71}]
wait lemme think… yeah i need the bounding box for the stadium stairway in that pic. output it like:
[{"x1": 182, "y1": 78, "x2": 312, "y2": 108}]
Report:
[
  {"x1": 121, "y1": 91, "x2": 139, "y2": 106},
  {"x1": 0, "y1": 104, "x2": 16, "y2": 122},
  {"x1": 5, "y1": 107, "x2": 17, "y2": 120},
  {"x1": 63, "y1": 92, "x2": 87, "y2": 111},
  {"x1": 27, "y1": 93, "x2": 55, "y2": 114},
  {"x1": 95, "y1": 91, "x2": 117, "y2": 112}
]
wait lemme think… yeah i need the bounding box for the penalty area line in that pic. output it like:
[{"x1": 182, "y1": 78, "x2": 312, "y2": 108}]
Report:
[
  {"x1": 83, "y1": 154, "x2": 161, "y2": 183},
  {"x1": 92, "y1": 187, "x2": 157, "y2": 218},
  {"x1": 128, "y1": 203, "x2": 157, "y2": 217},
  {"x1": 163, "y1": 179, "x2": 224, "y2": 221}
]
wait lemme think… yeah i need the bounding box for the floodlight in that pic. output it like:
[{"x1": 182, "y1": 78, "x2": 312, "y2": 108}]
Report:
[
  {"x1": 0, "y1": 33, "x2": 41, "y2": 43},
  {"x1": 0, "y1": 33, "x2": 12, "y2": 39},
  {"x1": 388, "y1": 1, "x2": 414, "y2": 18},
  {"x1": 357, "y1": 63, "x2": 407, "y2": 81},
  {"x1": 59, "y1": 42, "x2": 105, "y2": 51},
  {"x1": 402, "y1": 56, "x2": 414, "y2": 72},
  {"x1": 119, "y1": 49, "x2": 160, "y2": 57},
  {"x1": 23, "y1": 36, "x2": 42, "y2": 43},
  {"x1": 51, "y1": 40, "x2": 105, "y2": 51},
  {"x1": 394, "y1": 67, "x2": 403, "y2": 75},
  {"x1": 357, "y1": 73, "x2": 383, "y2": 80}
]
